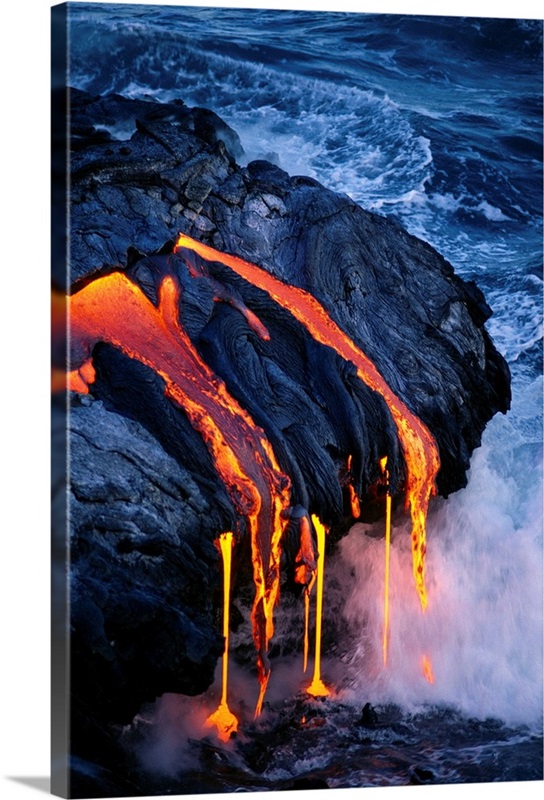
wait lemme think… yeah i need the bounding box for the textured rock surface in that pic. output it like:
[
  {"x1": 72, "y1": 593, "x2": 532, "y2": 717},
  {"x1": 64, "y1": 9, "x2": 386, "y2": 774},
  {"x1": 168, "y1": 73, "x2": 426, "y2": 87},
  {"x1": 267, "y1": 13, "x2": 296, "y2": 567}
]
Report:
[
  {"x1": 68, "y1": 398, "x2": 225, "y2": 723},
  {"x1": 55, "y1": 89, "x2": 511, "y2": 741}
]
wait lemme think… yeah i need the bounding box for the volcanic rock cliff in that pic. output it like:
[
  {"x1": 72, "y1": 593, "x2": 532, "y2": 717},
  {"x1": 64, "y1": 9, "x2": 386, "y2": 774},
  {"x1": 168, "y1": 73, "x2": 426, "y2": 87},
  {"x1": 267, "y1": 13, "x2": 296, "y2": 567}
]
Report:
[{"x1": 52, "y1": 88, "x2": 510, "y2": 750}]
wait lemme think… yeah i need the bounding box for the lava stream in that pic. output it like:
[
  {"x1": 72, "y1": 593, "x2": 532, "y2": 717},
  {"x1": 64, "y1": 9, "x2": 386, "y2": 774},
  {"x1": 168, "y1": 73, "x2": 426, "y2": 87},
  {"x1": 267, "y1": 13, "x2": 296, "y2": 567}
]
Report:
[
  {"x1": 307, "y1": 515, "x2": 330, "y2": 698},
  {"x1": 380, "y1": 456, "x2": 392, "y2": 667},
  {"x1": 174, "y1": 234, "x2": 440, "y2": 609},
  {"x1": 347, "y1": 455, "x2": 361, "y2": 519},
  {"x1": 205, "y1": 532, "x2": 239, "y2": 741},
  {"x1": 61, "y1": 273, "x2": 290, "y2": 714}
]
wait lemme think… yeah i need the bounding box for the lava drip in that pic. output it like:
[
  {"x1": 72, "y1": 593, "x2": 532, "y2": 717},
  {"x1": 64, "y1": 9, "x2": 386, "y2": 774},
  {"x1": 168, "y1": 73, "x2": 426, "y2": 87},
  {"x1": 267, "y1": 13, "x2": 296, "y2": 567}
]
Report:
[
  {"x1": 306, "y1": 515, "x2": 330, "y2": 698},
  {"x1": 174, "y1": 234, "x2": 440, "y2": 610},
  {"x1": 346, "y1": 455, "x2": 361, "y2": 519},
  {"x1": 61, "y1": 272, "x2": 290, "y2": 714},
  {"x1": 205, "y1": 532, "x2": 239, "y2": 741},
  {"x1": 380, "y1": 456, "x2": 392, "y2": 667}
]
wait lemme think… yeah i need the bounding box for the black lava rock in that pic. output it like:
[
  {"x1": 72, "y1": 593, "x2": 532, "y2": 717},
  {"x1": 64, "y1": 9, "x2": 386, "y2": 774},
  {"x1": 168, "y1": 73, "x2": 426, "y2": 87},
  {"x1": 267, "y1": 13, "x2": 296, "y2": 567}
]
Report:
[
  {"x1": 54, "y1": 89, "x2": 511, "y2": 765},
  {"x1": 358, "y1": 702, "x2": 379, "y2": 727}
]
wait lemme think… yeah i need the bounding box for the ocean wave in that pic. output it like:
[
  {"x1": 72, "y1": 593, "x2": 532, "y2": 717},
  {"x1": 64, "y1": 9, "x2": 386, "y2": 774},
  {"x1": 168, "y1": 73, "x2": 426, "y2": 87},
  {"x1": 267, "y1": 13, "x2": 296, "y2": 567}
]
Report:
[{"x1": 69, "y1": 24, "x2": 435, "y2": 210}]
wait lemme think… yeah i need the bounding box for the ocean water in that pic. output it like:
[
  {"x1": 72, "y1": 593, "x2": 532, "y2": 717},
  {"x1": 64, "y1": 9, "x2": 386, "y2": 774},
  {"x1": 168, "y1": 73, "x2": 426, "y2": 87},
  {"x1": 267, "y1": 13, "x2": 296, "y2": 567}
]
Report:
[{"x1": 67, "y1": 3, "x2": 543, "y2": 790}]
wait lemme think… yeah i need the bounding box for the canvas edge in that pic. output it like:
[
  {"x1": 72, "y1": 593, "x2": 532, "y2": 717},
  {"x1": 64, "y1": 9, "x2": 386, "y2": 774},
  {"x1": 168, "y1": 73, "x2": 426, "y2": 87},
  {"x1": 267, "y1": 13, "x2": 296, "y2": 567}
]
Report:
[{"x1": 51, "y1": 3, "x2": 70, "y2": 798}]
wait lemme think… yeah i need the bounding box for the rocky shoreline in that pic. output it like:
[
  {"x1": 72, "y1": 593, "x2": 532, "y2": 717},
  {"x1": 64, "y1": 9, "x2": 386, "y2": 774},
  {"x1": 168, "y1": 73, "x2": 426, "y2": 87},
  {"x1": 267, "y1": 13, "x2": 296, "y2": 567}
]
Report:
[{"x1": 52, "y1": 88, "x2": 511, "y2": 782}]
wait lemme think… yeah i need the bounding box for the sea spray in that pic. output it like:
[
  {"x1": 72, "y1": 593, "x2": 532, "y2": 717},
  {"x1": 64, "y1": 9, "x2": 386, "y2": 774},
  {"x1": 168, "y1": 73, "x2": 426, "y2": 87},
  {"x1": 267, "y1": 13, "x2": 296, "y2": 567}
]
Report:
[
  {"x1": 333, "y1": 407, "x2": 543, "y2": 729},
  {"x1": 127, "y1": 693, "x2": 210, "y2": 777}
]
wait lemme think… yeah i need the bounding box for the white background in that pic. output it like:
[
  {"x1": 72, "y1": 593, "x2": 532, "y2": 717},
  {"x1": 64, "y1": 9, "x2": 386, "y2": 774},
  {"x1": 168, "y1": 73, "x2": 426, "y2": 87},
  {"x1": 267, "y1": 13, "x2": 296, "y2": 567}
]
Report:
[{"x1": 0, "y1": 1, "x2": 541, "y2": 799}]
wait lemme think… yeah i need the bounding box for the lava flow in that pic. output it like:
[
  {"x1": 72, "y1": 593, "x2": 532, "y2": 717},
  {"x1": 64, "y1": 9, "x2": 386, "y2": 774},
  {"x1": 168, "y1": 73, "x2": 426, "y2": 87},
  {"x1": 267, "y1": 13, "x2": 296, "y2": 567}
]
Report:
[
  {"x1": 347, "y1": 455, "x2": 361, "y2": 519},
  {"x1": 61, "y1": 272, "x2": 290, "y2": 715},
  {"x1": 292, "y1": 512, "x2": 318, "y2": 674},
  {"x1": 174, "y1": 233, "x2": 440, "y2": 610},
  {"x1": 380, "y1": 456, "x2": 392, "y2": 667},
  {"x1": 306, "y1": 515, "x2": 330, "y2": 698},
  {"x1": 205, "y1": 532, "x2": 239, "y2": 741}
]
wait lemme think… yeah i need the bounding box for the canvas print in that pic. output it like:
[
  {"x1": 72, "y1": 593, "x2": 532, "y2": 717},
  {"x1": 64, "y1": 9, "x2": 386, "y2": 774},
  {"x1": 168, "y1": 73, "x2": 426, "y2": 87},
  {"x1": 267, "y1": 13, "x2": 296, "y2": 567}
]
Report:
[{"x1": 51, "y1": 1, "x2": 543, "y2": 796}]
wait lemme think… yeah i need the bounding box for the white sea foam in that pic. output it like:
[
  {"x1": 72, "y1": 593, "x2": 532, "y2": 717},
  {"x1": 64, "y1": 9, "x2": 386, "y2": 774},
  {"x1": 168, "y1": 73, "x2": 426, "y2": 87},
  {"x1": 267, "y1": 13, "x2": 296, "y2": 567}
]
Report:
[
  {"x1": 486, "y1": 275, "x2": 543, "y2": 362},
  {"x1": 477, "y1": 200, "x2": 511, "y2": 222},
  {"x1": 94, "y1": 44, "x2": 433, "y2": 211},
  {"x1": 428, "y1": 192, "x2": 466, "y2": 213}
]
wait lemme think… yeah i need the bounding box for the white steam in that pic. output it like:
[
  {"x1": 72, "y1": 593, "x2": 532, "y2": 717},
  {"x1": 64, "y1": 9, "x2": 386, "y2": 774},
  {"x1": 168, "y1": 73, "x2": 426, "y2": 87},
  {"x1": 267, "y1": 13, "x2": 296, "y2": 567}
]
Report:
[
  {"x1": 127, "y1": 693, "x2": 210, "y2": 776},
  {"x1": 333, "y1": 405, "x2": 543, "y2": 728}
]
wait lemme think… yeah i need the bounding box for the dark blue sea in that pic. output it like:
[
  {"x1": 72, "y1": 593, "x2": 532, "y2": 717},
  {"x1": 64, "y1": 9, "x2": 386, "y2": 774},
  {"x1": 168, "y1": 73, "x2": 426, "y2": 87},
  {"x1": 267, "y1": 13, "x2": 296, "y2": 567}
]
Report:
[{"x1": 67, "y1": 2, "x2": 543, "y2": 792}]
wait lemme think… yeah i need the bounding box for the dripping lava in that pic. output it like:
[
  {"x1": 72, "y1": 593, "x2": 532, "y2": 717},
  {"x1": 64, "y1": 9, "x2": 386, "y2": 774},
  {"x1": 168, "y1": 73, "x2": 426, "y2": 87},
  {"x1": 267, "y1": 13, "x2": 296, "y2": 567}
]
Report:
[{"x1": 56, "y1": 232, "x2": 442, "y2": 728}]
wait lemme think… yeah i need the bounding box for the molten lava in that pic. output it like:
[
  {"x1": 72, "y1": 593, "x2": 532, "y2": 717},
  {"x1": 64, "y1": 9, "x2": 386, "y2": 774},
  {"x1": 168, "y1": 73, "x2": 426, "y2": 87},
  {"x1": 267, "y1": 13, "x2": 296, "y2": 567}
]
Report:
[
  {"x1": 422, "y1": 654, "x2": 435, "y2": 684},
  {"x1": 306, "y1": 515, "x2": 330, "y2": 698},
  {"x1": 174, "y1": 234, "x2": 440, "y2": 610},
  {"x1": 62, "y1": 271, "x2": 290, "y2": 715},
  {"x1": 294, "y1": 513, "x2": 317, "y2": 587},
  {"x1": 60, "y1": 229, "x2": 442, "y2": 718},
  {"x1": 380, "y1": 456, "x2": 392, "y2": 668},
  {"x1": 205, "y1": 532, "x2": 239, "y2": 741},
  {"x1": 346, "y1": 455, "x2": 361, "y2": 519}
]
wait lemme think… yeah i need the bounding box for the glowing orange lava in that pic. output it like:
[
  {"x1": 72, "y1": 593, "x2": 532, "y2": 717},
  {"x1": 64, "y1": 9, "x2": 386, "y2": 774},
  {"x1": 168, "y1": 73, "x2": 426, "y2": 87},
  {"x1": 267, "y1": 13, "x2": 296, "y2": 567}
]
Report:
[
  {"x1": 422, "y1": 654, "x2": 435, "y2": 684},
  {"x1": 294, "y1": 514, "x2": 316, "y2": 587},
  {"x1": 380, "y1": 456, "x2": 392, "y2": 667},
  {"x1": 205, "y1": 532, "x2": 239, "y2": 741},
  {"x1": 307, "y1": 515, "x2": 330, "y2": 697},
  {"x1": 63, "y1": 271, "x2": 290, "y2": 715},
  {"x1": 346, "y1": 455, "x2": 361, "y2": 519},
  {"x1": 174, "y1": 234, "x2": 440, "y2": 610}
]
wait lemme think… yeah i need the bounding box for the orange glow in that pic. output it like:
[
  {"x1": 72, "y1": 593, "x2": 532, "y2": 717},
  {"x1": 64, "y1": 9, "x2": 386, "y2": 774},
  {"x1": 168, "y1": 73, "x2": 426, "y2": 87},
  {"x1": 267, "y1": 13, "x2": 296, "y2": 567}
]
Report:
[
  {"x1": 296, "y1": 514, "x2": 318, "y2": 675},
  {"x1": 307, "y1": 515, "x2": 330, "y2": 697},
  {"x1": 64, "y1": 271, "x2": 290, "y2": 715},
  {"x1": 229, "y1": 303, "x2": 270, "y2": 342},
  {"x1": 422, "y1": 654, "x2": 435, "y2": 684},
  {"x1": 51, "y1": 289, "x2": 66, "y2": 343},
  {"x1": 52, "y1": 290, "x2": 72, "y2": 393},
  {"x1": 52, "y1": 359, "x2": 96, "y2": 395},
  {"x1": 348, "y1": 485, "x2": 361, "y2": 519},
  {"x1": 294, "y1": 514, "x2": 317, "y2": 586},
  {"x1": 381, "y1": 456, "x2": 392, "y2": 667},
  {"x1": 174, "y1": 234, "x2": 440, "y2": 610},
  {"x1": 205, "y1": 532, "x2": 239, "y2": 741},
  {"x1": 346, "y1": 456, "x2": 361, "y2": 519},
  {"x1": 78, "y1": 358, "x2": 96, "y2": 386}
]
